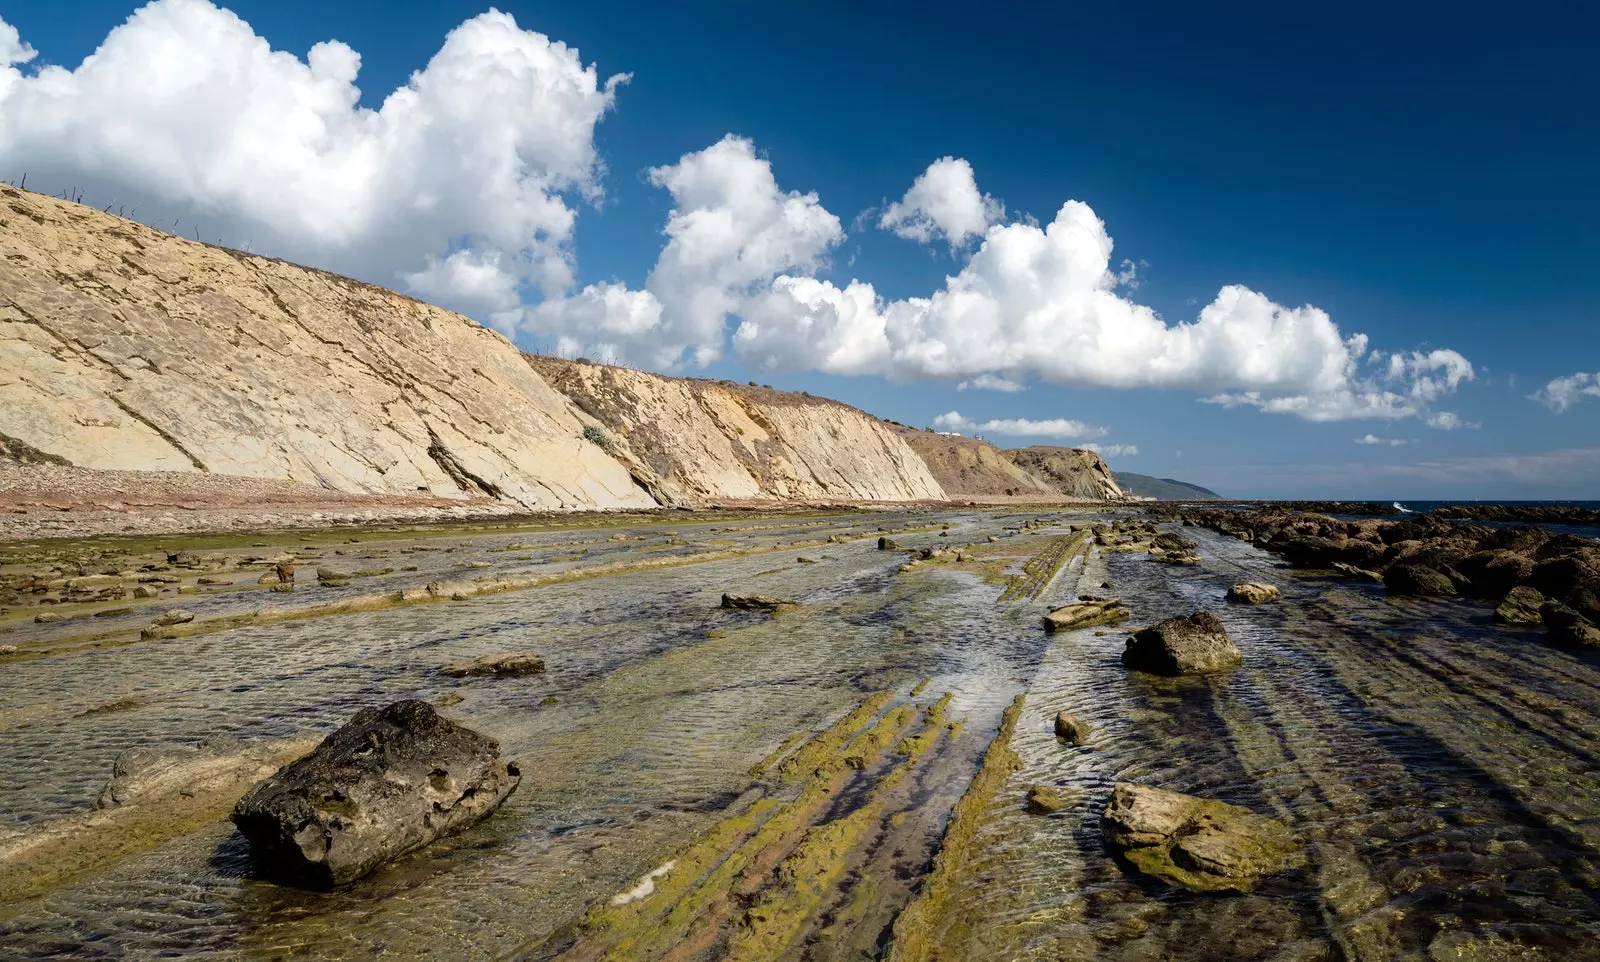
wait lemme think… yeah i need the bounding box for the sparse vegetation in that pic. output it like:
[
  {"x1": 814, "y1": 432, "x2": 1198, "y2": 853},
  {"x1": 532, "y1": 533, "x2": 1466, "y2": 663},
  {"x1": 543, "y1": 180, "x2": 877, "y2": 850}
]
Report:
[{"x1": 582, "y1": 424, "x2": 611, "y2": 450}]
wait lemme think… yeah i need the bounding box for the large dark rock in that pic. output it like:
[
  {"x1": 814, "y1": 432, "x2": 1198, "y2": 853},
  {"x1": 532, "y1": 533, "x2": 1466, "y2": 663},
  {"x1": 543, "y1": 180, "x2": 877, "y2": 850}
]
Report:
[
  {"x1": 1495, "y1": 586, "x2": 1545, "y2": 626},
  {"x1": 1540, "y1": 603, "x2": 1600, "y2": 648},
  {"x1": 1122, "y1": 612, "x2": 1241, "y2": 675},
  {"x1": 1101, "y1": 782, "x2": 1301, "y2": 893},
  {"x1": 231, "y1": 700, "x2": 520, "y2": 888},
  {"x1": 1384, "y1": 564, "x2": 1457, "y2": 597},
  {"x1": 1455, "y1": 550, "x2": 1534, "y2": 598},
  {"x1": 720, "y1": 594, "x2": 795, "y2": 611}
]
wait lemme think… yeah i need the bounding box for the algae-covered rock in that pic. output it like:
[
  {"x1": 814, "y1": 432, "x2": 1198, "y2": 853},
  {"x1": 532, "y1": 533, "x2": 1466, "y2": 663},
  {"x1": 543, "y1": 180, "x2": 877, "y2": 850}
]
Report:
[
  {"x1": 1027, "y1": 784, "x2": 1071, "y2": 814},
  {"x1": 1494, "y1": 586, "x2": 1545, "y2": 625},
  {"x1": 1122, "y1": 611, "x2": 1241, "y2": 675},
  {"x1": 1541, "y1": 602, "x2": 1600, "y2": 648},
  {"x1": 232, "y1": 700, "x2": 520, "y2": 888},
  {"x1": 1226, "y1": 582, "x2": 1281, "y2": 604},
  {"x1": 1385, "y1": 564, "x2": 1456, "y2": 597},
  {"x1": 150, "y1": 609, "x2": 195, "y2": 627},
  {"x1": 439, "y1": 652, "x2": 546, "y2": 677},
  {"x1": 1101, "y1": 781, "x2": 1301, "y2": 893},
  {"x1": 721, "y1": 594, "x2": 795, "y2": 611}
]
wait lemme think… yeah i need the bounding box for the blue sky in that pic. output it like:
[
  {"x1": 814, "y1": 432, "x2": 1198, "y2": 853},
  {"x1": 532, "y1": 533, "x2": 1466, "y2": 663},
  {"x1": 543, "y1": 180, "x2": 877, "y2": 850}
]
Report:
[{"x1": 3, "y1": 1, "x2": 1597, "y2": 497}]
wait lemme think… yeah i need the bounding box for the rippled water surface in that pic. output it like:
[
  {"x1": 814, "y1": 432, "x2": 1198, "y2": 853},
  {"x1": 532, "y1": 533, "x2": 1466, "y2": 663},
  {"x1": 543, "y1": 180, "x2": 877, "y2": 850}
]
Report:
[{"x1": 3, "y1": 510, "x2": 1600, "y2": 960}]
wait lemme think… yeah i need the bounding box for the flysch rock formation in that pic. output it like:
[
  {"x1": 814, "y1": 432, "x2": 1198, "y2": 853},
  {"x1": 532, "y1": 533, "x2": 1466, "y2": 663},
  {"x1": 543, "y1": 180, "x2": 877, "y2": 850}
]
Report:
[
  {"x1": 529, "y1": 358, "x2": 944, "y2": 505},
  {"x1": 1002, "y1": 446, "x2": 1124, "y2": 501},
  {"x1": 0, "y1": 187, "x2": 654, "y2": 511},
  {"x1": 1, "y1": 187, "x2": 1127, "y2": 513}
]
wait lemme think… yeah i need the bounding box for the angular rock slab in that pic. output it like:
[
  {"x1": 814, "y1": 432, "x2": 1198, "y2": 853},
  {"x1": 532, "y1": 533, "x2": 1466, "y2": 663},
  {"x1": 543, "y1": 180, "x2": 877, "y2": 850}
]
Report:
[
  {"x1": 232, "y1": 700, "x2": 520, "y2": 888},
  {"x1": 1043, "y1": 598, "x2": 1129, "y2": 633},
  {"x1": 720, "y1": 593, "x2": 795, "y2": 611},
  {"x1": 1122, "y1": 611, "x2": 1242, "y2": 675},
  {"x1": 1226, "y1": 582, "x2": 1281, "y2": 604},
  {"x1": 1102, "y1": 782, "x2": 1302, "y2": 893},
  {"x1": 440, "y1": 652, "x2": 546, "y2": 677}
]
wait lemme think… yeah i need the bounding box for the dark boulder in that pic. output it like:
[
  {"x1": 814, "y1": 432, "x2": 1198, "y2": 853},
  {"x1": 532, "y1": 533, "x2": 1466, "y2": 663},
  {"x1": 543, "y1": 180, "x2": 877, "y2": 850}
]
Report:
[
  {"x1": 231, "y1": 700, "x2": 520, "y2": 888},
  {"x1": 1540, "y1": 603, "x2": 1600, "y2": 648},
  {"x1": 1122, "y1": 612, "x2": 1242, "y2": 675},
  {"x1": 1384, "y1": 565, "x2": 1456, "y2": 597},
  {"x1": 877, "y1": 537, "x2": 901, "y2": 550},
  {"x1": 1455, "y1": 550, "x2": 1534, "y2": 599}
]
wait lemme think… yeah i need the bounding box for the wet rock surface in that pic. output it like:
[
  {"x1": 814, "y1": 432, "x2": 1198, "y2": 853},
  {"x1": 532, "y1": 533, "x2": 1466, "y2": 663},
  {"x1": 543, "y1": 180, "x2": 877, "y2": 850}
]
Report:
[
  {"x1": 1043, "y1": 597, "x2": 1129, "y2": 633},
  {"x1": 1122, "y1": 611, "x2": 1243, "y2": 675},
  {"x1": 439, "y1": 652, "x2": 547, "y2": 678},
  {"x1": 1101, "y1": 782, "x2": 1302, "y2": 893},
  {"x1": 231, "y1": 700, "x2": 521, "y2": 888},
  {"x1": 720, "y1": 593, "x2": 795, "y2": 611}
]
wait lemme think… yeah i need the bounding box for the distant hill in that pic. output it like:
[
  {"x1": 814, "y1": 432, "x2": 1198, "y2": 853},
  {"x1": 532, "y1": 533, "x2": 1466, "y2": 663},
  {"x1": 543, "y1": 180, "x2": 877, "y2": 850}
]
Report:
[{"x1": 1115, "y1": 472, "x2": 1222, "y2": 501}]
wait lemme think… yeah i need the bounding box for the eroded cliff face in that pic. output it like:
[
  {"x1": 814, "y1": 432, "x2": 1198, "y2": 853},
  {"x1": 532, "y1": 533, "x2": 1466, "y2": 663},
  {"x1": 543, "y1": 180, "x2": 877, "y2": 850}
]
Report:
[
  {"x1": 527, "y1": 359, "x2": 946, "y2": 504},
  {"x1": 0, "y1": 189, "x2": 956, "y2": 511},
  {"x1": 889, "y1": 428, "x2": 1056, "y2": 498},
  {"x1": 0, "y1": 188, "x2": 657, "y2": 510},
  {"x1": 1003, "y1": 446, "x2": 1124, "y2": 500}
]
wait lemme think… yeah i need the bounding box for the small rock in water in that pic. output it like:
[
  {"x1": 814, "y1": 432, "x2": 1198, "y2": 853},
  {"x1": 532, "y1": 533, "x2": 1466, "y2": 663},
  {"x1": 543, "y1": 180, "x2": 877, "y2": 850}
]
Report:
[
  {"x1": 316, "y1": 568, "x2": 351, "y2": 587},
  {"x1": 132, "y1": 585, "x2": 158, "y2": 599},
  {"x1": 177, "y1": 586, "x2": 198, "y2": 595},
  {"x1": 0, "y1": 644, "x2": 17, "y2": 656},
  {"x1": 1043, "y1": 599, "x2": 1129, "y2": 633},
  {"x1": 1122, "y1": 611, "x2": 1242, "y2": 675},
  {"x1": 34, "y1": 612, "x2": 64, "y2": 624},
  {"x1": 1226, "y1": 582, "x2": 1281, "y2": 604},
  {"x1": 1101, "y1": 781, "x2": 1301, "y2": 893},
  {"x1": 440, "y1": 652, "x2": 547, "y2": 677},
  {"x1": 720, "y1": 594, "x2": 794, "y2": 611},
  {"x1": 1054, "y1": 711, "x2": 1090, "y2": 746},
  {"x1": 231, "y1": 700, "x2": 521, "y2": 888},
  {"x1": 1332, "y1": 562, "x2": 1385, "y2": 583},
  {"x1": 150, "y1": 609, "x2": 195, "y2": 627},
  {"x1": 877, "y1": 537, "x2": 901, "y2": 550},
  {"x1": 1027, "y1": 784, "x2": 1071, "y2": 814},
  {"x1": 1495, "y1": 586, "x2": 1545, "y2": 625}
]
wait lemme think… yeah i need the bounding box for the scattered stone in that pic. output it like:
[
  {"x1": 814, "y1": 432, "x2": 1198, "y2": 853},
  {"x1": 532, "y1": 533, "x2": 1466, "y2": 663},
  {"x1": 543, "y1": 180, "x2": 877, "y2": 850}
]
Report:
[
  {"x1": 270, "y1": 583, "x2": 295, "y2": 593},
  {"x1": 877, "y1": 536, "x2": 901, "y2": 551},
  {"x1": 1027, "y1": 784, "x2": 1071, "y2": 814},
  {"x1": 0, "y1": 645, "x2": 17, "y2": 656},
  {"x1": 433, "y1": 693, "x2": 465, "y2": 707},
  {"x1": 1495, "y1": 586, "x2": 1545, "y2": 625},
  {"x1": 1122, "y1": 611, "x2": 1242, "y2": 675},
  {"x1": 94, "y1": 607, "x2": 134, "y2": 618},
  {"x1": 439, "y1": 652, "x2": 547, "y2": 677},
  {"x1": 1101, "y1": 781, "x2": 1301, "y2": 893},
  {"x1": 720, "y1": 594, "x2": 795, "y2": 611},
  {"x1": 1054, "y1": 711, "x2": 1090, "y2": 746},
  {"x1": 257, "y1": 571, "x2": 279, "y2": 584},
  {"x1": 231, "y1": 700, "x2": 521, "y2": 887},
  {"x1": 1332, "y1": 562, "x2": 1385, "y2": 583},
  {"x1": 198, "y1": 577, "x2": 232, "y2": 586},
  {"x1": 1043, "y1": 599, "x2": 1129, "y2": 633},
  {"x1": 317, "y1": 567, "x2": 351, "y2": 587},
  {"x1": 34, "y1": 612, "x2": 63, "y2": 624},
  {"x1": 178, "y1": 586, "x2": 198, "y2": 595},
  {"x1": 796, "y1": 557, "x2": 817, "y2": 564},
  {"x1": 132, "y1": 585, "x2": 158, "y2": 599},
  {"x1": 1226, "y1": 582, "x2": 1281, "y2": 604},
  {"x1": 151, "y1": 609, "x2": 195, "y2": 627},
  {"x1": 1385, "y1": 564, "x2": 1457, "y2": 597},
  {"x1": 466, "y1": 561, "x2": 490, "y2": 569}
]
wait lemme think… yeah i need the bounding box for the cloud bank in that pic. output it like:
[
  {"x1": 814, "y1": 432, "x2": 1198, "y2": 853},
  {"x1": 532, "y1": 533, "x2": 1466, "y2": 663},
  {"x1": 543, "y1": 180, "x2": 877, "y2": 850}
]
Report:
[{"x1": 932, "y1": 411, "x2": 1108, "y2": 439}]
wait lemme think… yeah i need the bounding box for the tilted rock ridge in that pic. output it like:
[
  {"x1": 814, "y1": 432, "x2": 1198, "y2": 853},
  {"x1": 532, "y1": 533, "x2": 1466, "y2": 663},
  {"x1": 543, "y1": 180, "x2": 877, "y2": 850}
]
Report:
[
  {"x1": 529, "y1": 359, "x2": 944, "y2": 504},
  {"x1": 0, "y1": 188, "x2": 959, "y2": 508},
  {"x1": 1002, "y1": 446, "x2": 1125, "y2": 500}
]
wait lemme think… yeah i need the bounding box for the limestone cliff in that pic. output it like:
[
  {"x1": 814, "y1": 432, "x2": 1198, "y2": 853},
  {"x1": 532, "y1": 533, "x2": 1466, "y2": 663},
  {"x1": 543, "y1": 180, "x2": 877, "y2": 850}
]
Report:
[
  {"x1": 1003, "y1": 446, "x2": 1124, "y2": 500},
  {"x1": 527, "y1": 359, "x2": 945, "y2": 504},
  {"x1": 0, "y1": 187, "x2": 657, "y2": 510}
]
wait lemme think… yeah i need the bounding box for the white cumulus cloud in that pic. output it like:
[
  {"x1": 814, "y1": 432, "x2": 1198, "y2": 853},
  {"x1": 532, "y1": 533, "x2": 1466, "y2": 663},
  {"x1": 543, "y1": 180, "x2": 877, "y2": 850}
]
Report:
[
  {"x1": 1356, "y1": 434, "x2": 1409, "y2": 446},
  {"x1": 1533, "y1": 372, "x2": 1600, "y2": 413},
  {"x1": 734, "y1": 184, "x2": 1474, "y2": 422},
  {"x1": 957, "y1": 374, "x2": 1026, "y2": 392},
  {"x1": 932, "y1": 411, "x2": 1108, "y2": 439},
  {"x1": 1080, "y1": 443, "x2": 1139, "y2": 458},
  {"x1": 0, "y1": 0, "x2": 622, "y2": 320},
  {"x1": 529, "y1": 135, "x2": 843, "y2": 368},
  {"x1": 878, "y1": 157, "x2": 1004, "y2": 248}
]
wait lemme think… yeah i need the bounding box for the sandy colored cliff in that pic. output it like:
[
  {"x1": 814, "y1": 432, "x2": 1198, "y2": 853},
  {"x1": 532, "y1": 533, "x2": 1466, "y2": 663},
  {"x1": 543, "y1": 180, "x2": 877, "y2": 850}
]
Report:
[{"x1": 527, "y1": 359, "x2": 946, "y2": 505}]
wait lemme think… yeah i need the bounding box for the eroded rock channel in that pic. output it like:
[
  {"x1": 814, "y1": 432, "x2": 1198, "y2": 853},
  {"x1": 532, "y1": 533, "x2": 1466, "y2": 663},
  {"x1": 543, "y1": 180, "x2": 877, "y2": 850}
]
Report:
[{"x1": 3, "y1": 507, "x2": 1600, "y2": 960}]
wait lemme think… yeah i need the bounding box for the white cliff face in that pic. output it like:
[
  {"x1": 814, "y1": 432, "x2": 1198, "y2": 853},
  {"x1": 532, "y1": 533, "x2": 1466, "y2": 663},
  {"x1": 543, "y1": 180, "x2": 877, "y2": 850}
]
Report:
[
  {"x1": 0, "y1": 187, "x2": 655, "y2": 510},
  {"x1": 527, "y1": 360, "x2": 947, "y2": 504}
]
